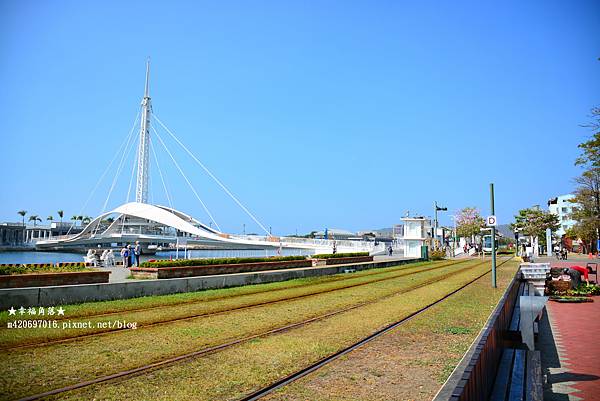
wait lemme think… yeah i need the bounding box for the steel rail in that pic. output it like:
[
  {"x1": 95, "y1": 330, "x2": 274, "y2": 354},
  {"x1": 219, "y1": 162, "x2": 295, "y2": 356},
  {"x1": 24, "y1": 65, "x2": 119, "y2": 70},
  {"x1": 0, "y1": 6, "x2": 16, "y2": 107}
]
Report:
[
  {"x1": 0, "y1": 258, "x2": 465, "y2": 327},
  {"x1": 3, "y1": 259, "x2": 475, "y2": 351},
  {"x1": 237, "y1": 257, "x2": 513, "y2": 401},
  {"x1": 14, "y1": 258, "x2": 506, "y2": 401}
]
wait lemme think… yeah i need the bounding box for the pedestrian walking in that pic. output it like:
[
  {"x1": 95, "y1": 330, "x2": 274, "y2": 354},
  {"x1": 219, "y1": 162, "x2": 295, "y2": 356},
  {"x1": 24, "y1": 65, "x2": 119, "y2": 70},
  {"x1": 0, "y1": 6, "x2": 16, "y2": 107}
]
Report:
[
  {"x1": 388, "y1": 245, "x2": 393, "y2": 256},
  {"x1": 134, "y1": 241, "x2": 142, "y2": 267}
]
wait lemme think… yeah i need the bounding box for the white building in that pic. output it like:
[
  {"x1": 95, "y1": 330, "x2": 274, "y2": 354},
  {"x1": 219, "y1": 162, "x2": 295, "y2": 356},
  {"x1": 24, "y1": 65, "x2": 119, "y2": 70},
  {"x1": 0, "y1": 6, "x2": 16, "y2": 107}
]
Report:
[
  {"x1": 547, "y1": 194, "x2": 579, "y2": 237},
  {"x1": 402, "y1": 217, "x2": 431, "y2": 258}
]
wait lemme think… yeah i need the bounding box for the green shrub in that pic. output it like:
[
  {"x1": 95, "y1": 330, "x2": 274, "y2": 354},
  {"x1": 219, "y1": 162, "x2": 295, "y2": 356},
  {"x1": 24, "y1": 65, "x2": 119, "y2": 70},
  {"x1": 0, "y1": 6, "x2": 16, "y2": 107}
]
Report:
[
  {"x1": 140, "y1": 255, "x2": 307, "y2": 268},
  {"x1": 429, "y1": 250, "x2": 446, "y2": 261},
  {"x1": 0, "y1": 263, "x2": 91, "y2": 275},
  {"x1": 568, "y1": 284, "x2": 600, "y2": 296},
  {"x1": 311, "y1": 252, "x2": 370, "y2": 259},
  {"x1": 497, "y1": 249, "x2": 516, "y2": 255}
]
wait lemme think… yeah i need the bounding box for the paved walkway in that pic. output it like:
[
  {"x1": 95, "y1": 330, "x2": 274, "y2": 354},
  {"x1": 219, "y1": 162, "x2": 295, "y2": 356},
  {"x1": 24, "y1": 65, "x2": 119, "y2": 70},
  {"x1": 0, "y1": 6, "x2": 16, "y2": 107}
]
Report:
[
  {"x1": 537, "y1": 254, "x2": 600, "y2": 400},
  {"x1": 539, "y1": 288, "x2": 600, "y2": 400}
]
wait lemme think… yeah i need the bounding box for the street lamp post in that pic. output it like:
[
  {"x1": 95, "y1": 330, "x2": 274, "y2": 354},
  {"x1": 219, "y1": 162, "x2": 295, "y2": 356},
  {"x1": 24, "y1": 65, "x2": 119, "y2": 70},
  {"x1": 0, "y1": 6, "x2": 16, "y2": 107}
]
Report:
[
  {"x1": 434, "y1": 201, "x2": 448, "y2": 250},
  {"x1": 450, "y1": 214, "x2": 458, "y2": 257}
]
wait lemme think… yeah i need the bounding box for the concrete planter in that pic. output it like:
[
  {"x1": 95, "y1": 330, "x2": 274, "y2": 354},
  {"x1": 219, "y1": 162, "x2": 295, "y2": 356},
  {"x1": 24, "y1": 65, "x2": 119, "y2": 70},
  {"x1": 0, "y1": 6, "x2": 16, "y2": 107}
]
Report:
[
  {"x1": 0, "y1": 271, "x2": 110, "y2": 289},
  {"x1": 323, "y1": 256, "x2": 374, "y2": 265},
  {"x1": 130, "y1": 259, "x2": 312, "y2": 279}
]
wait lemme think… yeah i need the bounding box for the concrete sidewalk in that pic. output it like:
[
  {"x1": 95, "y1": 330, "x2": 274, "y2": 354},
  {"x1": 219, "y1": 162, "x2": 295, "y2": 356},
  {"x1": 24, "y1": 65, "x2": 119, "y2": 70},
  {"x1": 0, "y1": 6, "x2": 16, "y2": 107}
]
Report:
[
  {"x1": 534, "y1": 254, "x2": 600, "y2": 400},
  {"x1": 540, "y1": 298, "x2": 600, "y2": 401}
]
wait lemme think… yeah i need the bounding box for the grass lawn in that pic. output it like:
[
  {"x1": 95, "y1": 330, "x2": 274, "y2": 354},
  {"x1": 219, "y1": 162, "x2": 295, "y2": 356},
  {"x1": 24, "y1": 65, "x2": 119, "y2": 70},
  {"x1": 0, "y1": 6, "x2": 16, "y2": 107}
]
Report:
[
  {"x1": 1, "y1": 259, "x2": 515, "y2": 401},
  {"x1": 0, "y1": 259, "x2": 472, "y2": 346},
  {"x1": 0, "y1": 259, "x2": 487, "y2": 400},
  {"x1": 262, "y1": 259, "x2": 520, "y2": 401},
  {"x1": 0, "y1": 259, "x2": 453, "y2": 327}
]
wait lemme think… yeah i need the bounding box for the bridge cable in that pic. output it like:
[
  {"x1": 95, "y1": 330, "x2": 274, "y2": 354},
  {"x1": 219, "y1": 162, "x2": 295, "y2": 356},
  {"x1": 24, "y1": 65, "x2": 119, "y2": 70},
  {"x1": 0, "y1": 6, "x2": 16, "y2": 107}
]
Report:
[
  {"x1": 126, "y1": 137, "x2": 139, "y2": 204},
  {"x1": 151, "y1": 125, "x2": 221, "y2": 231},
  {"x1": 67, "y1": 110, "x2": 140, "y2": 236},
  {"x1": 93, "y1": 123, "x2": 139, "y2": 236},
  {"x1": 150, "y1": 140, "x2": 175, "y2": 211},
  {"x1": 153, "y1": 114, "x2": 271, "y2": 236}
]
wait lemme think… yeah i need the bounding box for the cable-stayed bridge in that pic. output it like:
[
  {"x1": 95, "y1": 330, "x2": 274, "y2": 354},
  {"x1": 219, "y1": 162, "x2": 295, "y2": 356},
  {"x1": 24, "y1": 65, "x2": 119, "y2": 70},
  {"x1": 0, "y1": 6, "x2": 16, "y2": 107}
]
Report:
[{"x1": 36, "y1": 61, "x2": 378, "y2": 255}]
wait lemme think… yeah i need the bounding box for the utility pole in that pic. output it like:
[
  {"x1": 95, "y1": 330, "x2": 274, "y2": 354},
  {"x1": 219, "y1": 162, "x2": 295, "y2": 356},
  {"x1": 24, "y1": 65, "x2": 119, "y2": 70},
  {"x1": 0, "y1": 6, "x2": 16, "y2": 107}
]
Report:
[{"x1": 490, "y1": 183, "x2": 497, "y2": 288}]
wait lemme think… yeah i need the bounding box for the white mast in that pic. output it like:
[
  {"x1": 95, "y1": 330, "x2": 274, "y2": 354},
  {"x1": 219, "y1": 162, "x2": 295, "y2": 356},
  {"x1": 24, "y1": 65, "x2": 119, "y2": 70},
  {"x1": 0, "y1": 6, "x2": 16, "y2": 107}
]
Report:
[{"x1": 135, "y1": 59, "x2": 152, "y2": 203}]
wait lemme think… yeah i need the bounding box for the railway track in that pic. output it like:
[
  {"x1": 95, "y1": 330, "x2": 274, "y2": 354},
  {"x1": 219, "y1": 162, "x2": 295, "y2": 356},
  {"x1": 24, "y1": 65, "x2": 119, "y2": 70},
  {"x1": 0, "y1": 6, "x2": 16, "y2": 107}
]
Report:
[
  {"x1": 237, "y1": 257, "x2": 514, "y2": 401},
  {"x1": 14, "y1": 257, "x2": 511, "y2": 401},
  {"x1": 2, "y1": 258, "x2": 476, "y2": 351},
  {"x1": 1, "y1": 258, "x2": 464, "y2": 326}
]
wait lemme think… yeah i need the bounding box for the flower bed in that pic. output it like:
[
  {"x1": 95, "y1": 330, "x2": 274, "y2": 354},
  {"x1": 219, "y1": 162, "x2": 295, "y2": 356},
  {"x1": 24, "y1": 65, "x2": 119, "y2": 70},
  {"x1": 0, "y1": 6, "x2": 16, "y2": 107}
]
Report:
[
  {"x1": 0, "y1": 263, "x2": 91, "y2": 276},
  {"x1": 0, "y1": 271, "x2": 110, "y2": 288},
  {"x1": 311, "y1": 252, "x2": 369, "y2": 259},
  {"x1": 131, "y1": 259, "x2": 312, "y2": 279},
  {"x1": 323, "y1": 256, "x2": 373, "y2": 265},
  {"x1": 139, "y1": 255, "x2": 306, "y2": 268},
  {"x1": 310, "y1": 252, "x2": 373, "y2": 266}
]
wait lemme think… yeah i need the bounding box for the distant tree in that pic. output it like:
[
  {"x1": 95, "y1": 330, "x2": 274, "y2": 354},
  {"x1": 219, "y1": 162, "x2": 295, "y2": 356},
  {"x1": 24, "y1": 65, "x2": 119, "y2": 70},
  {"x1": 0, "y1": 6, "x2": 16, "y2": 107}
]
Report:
[
  {"x1": 575, "y1": 107, "x2": 600, "y2": 168},
  {"x1": 511, "y1": 207, "x2": 559, "y2": 255},
  {"x1": 455, "y1": 207, "x2": 485, "y2": 241},
  {"x1": 57, "y1": 210, "x2": 64, "y2": 225},
  {"x1": 569, "y1": 111, "x2": 600, "y2": 252},
  {"x1": 47, "y1": 215, "x2": 54, "y2": 223},
  {"x1": 82, "y1": 216, "x2": 92, "y2": 225},
  {"x1": 28, "y1": 215, "x2": 41, "y2": 227},
  {"x1": 18, "y1": 210, "x2": 27, "y2": 226}
]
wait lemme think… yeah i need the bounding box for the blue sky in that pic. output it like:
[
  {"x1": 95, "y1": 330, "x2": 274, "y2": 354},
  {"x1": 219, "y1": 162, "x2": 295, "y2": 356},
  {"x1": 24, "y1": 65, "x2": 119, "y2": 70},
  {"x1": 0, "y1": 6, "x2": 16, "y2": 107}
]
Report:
[{"x1": 1, "y1": 0, "x2": 599, "y2": 235}]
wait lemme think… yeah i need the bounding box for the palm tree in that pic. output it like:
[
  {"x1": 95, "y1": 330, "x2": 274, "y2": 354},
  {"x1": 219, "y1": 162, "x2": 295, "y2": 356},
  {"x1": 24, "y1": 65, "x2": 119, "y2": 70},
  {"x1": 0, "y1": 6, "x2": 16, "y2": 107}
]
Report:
[
  {"x1": 47, "y1": 216, "x2": 54, "y2": 238},
  {"x1": 77, "y1": 215, "x2": 84, "y2": 226},
  {"x1": 18, "y1": 210, "x2": 27, "y2": 226},
  {"x1": 82, "y1": 216, "x2": 92, "y2": 225},
  {"x1": 28, "y1": 215, "x2": 41, "y2": 227},
  {"x1": 57, "y1": 210, "x2": 64, "y2": 225},
  {"x1": 71, "y1": 215, "x2": 78, "y2": 227}
]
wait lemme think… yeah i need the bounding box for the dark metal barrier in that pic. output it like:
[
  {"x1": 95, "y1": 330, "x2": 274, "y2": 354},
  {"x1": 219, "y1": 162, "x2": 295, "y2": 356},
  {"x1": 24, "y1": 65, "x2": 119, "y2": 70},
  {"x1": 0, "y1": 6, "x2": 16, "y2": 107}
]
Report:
[{"x1": 434, "y1": 272, "x2": 521, "y2": 401}]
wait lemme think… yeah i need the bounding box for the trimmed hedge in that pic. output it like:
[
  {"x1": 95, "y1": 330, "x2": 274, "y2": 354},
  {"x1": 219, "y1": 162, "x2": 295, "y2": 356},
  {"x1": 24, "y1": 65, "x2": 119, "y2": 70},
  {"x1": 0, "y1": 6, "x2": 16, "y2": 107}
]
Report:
[
  {"x1": 140, "y1": 255, "x2": 307, "y2": 268},
  {"x1": 429, "y1": 250, "x2": 446, "y2": 261},
  {"x1": 312, "y1": 252, "x2": 370, "y2": 259},
  {"x1": 0, "y1": 263, "x2": 90, "y2": 276}
]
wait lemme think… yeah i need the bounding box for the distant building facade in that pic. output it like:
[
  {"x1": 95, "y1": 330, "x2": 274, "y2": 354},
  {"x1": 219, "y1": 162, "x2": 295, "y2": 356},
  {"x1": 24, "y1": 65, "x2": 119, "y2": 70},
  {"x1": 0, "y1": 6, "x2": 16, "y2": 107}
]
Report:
[
  {"x1": 548, "y1": 194, "x2": 579, "y2": 237},
  {"x1": 0, "y1": 223, "x2": 25, "y2": 247},
  {"x1": 23, "y1": 222, "x2": 83, "y2": 243},
  {"x1": 402, "y1": 217, "x2": 431, "y2": 258},
  {"x1": 313, "y1": 228, "x2": 357, "y2": 240}
]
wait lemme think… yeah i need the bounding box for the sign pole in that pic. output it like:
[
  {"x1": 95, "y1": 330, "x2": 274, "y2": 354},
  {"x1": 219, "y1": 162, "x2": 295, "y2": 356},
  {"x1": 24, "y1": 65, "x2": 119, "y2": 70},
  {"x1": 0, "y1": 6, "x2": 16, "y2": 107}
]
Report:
[{"x1": 490, "y1": 183, "x2": 497, "y2": 288}]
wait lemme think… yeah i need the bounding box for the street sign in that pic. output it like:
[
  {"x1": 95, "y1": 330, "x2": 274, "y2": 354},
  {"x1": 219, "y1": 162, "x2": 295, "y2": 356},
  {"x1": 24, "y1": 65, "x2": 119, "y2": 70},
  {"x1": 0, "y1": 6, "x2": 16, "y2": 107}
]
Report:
[{"x1": 486, "y1": 215, "x2": 497, "y2": 227}]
